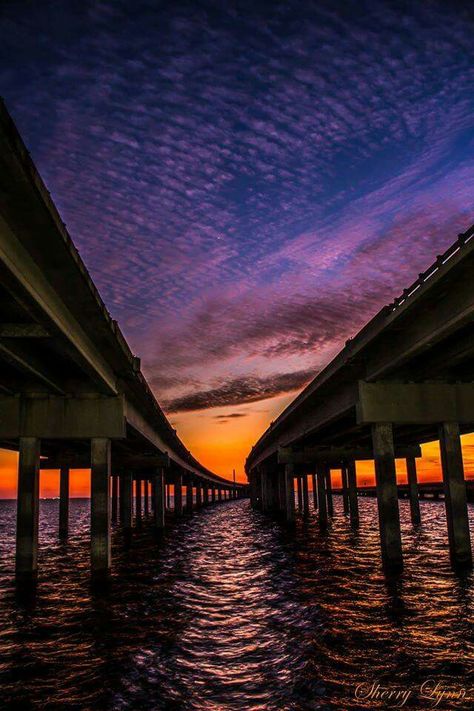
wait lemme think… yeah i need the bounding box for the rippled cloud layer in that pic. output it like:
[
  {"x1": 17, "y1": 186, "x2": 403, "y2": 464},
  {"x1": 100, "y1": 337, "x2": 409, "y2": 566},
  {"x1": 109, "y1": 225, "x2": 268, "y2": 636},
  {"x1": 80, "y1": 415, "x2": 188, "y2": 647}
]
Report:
[{"x1": 1, "y1": 0, "x2": 473, "y2": 418}]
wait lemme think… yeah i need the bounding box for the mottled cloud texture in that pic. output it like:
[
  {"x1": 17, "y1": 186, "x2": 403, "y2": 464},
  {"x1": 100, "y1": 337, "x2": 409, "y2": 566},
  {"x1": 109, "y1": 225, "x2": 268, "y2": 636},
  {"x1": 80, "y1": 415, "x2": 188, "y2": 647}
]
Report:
[
  {"x1": 1, "y1": 0, "x2": 473, "y2": 414},
  {"x1": 164, "y1": 369, "x2": 315, "y2": 412}
]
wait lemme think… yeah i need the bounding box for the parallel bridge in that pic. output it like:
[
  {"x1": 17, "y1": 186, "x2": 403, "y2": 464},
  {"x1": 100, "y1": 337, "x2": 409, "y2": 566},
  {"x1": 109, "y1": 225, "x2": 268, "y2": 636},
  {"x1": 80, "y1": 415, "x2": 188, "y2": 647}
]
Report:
[
  {"x1": 246, "y1": 221, "x2": 474, "y2": 571},
  {"x1": 0, "y1": 101, "x2": 248, "y2": 584}
]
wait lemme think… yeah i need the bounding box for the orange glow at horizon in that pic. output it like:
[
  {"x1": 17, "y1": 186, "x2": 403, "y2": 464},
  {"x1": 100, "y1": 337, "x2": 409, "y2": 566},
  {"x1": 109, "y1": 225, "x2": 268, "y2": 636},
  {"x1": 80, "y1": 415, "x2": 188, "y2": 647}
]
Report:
[{"x1": 1, "y1": 394, "x2": 474, "y2": 498}]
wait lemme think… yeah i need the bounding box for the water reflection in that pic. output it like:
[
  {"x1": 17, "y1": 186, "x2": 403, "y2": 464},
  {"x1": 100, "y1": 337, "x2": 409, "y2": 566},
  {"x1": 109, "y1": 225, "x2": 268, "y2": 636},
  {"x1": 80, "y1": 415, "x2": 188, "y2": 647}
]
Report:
[{"x1": 0, "y1": 497, "x2": 473, "y2": 709}]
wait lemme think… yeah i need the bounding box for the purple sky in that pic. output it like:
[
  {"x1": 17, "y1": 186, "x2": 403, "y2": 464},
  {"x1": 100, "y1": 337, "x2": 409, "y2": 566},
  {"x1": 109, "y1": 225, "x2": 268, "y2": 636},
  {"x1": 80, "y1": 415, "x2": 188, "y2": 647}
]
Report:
[{"x1": 1, "y1": 0, "x2": 473, "y2": 425}]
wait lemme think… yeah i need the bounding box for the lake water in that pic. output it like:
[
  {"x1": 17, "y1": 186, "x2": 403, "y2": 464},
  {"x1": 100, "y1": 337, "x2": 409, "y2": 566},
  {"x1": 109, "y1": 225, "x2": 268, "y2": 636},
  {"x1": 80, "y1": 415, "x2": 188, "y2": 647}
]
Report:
[{"x1": 0, "y1": 497, "x2": 473, "y2": 709}]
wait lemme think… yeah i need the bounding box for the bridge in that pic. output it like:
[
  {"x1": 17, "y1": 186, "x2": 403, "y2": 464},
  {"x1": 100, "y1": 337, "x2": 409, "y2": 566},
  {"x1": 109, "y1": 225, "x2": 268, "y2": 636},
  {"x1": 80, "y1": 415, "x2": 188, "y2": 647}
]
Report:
[
  {"x1": 246, "y1": 222, "x2": 474, "y2": 572},
  {"x1": 0, "y1": 101, "x2": 248, "y2": 585}
]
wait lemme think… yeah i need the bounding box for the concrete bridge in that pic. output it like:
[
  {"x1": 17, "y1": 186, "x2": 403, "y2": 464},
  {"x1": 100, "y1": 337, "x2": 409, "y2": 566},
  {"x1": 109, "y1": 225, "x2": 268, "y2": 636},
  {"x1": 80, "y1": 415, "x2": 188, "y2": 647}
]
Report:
[
  {"x1": 246, "y1": 222, "x2": 474, "y2": 572},
  {"x1": 0, "y1": 101, "x2": 248, "y2": 585}
]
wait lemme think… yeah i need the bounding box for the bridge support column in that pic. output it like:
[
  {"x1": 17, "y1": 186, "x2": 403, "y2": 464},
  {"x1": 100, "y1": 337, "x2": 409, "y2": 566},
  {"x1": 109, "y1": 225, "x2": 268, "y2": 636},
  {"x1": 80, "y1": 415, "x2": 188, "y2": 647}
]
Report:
[
  {"x1": 111, "y1": 474, "x2": 118, "y2": 523},
  {"x1": 260, "y1": 472, "x2": 268, "y2": 511},
  {"x1": 135, "y1": 478, "x2": 142, "y2": 526},
  {"x1": 218, "y1": 487, "x2": 222, "y2": 502},
  {"x1": 341, "y1": 466, "x2": 349, "y2": 515},
  {"x1": 311, "y1": 473, "x2": 318, "y2": 511},
  {"x1": 59, "y1": 465, "x2": 70, "y2": 538},
  {"x1": 406, "y1": 457, "x2": 421, "y2": 526},
  {"x1": 120, "y1": 472, "x2": 133, "y2": 534},
  {"x1": 203, "y1": 484, "x2": 209, "y2": 505},
  {"x1": 284, "y1": 463, "x2": 295, "y2": 522},
  {"x1": 153, "y1": 469, "x2": 165, "y2": 529},
  {"x1": 144, "y1": 479, "x2": 149, "y2": 516},
  {"x1": 90, "y1": 438, "x2": 111, "y2": 579},
  {"x1": 186, "y1": 479, "x2": 193, "y2": 514},
  {"x1": 372, "y1": 423, "x2": 403, "y2": 571},
  {"x1": 296, "y1": 476, "x2": 303, "y2": 511},
  {"x1": 212, "y1": 487, "x2": 216, "y2": 503},
  {"x1": 278, "y1": 467, "x2": 286, "y2": 514},
  {"x1": 166, "y1": 484, "x2": 171, "y2": 510},
  {"x1": 325, "y1": 469, "x2": 334, "y2": 516},
  {"x1": 439, "y1": 422, "x2": 472, "y2": 568},
  {"x1": 196, "y1": 483, "x2": 202, "y2": 509},
  {"x1": 174, "y1": 474, "x2": 183, "y2": 516},
  {"x1": 16, "y1": 437, "x2": 40, "y2": 583},
  {"x1": 302, "y1": 474, "x2": 309, "y2": 516},
  {"x1": 347, "y1": 461, "x2": 359, "y2": 527},
  {"x1": 317, "y1": 466, "x2": 328, "y2": 528}
]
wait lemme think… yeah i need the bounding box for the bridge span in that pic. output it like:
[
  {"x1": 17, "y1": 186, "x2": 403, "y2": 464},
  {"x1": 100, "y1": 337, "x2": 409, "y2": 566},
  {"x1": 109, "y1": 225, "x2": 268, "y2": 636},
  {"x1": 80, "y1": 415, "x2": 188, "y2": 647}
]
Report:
[
  {"x1": 246, "y1": 222, "x2": 474, "y2": 572},
  {"x1": 0, "y1": 101, "x2": 248, "y2": 585}
]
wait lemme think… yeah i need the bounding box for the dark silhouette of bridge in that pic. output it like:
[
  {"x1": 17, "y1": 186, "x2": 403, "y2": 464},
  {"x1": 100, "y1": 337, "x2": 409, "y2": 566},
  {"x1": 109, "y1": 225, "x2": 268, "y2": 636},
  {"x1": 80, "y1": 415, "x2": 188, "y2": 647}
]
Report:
[
  {"x1": 0, "y1": 101, "x2": 248, "y2": 585},
  {"x1": 246, "y1": 222, "x2": 474, "y2": 572}
]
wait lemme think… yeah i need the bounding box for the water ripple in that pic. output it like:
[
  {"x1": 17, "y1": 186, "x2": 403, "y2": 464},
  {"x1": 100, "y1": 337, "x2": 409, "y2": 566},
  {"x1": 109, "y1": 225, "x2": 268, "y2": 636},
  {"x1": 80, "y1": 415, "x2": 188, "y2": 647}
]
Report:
[{"x1": 0, "y1": 497, "x2": 473, "y2": 709}]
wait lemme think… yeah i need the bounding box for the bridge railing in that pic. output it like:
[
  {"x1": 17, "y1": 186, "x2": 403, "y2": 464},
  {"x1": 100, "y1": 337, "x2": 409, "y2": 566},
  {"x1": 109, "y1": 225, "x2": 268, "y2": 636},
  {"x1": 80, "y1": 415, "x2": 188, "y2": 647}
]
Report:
[{"x1": 389, "y1": 223, "x2": 474, "y2": 312}]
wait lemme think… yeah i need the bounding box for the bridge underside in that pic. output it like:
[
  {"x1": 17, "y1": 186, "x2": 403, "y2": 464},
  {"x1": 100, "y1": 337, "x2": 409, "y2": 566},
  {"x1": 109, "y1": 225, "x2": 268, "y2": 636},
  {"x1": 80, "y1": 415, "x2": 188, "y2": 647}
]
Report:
[
  {"x1": 247, "y1": 226, "x2": 474, "y2": 574},
  {"x1": 0, "y1": 101, "x2": 248, "y2": 588}
]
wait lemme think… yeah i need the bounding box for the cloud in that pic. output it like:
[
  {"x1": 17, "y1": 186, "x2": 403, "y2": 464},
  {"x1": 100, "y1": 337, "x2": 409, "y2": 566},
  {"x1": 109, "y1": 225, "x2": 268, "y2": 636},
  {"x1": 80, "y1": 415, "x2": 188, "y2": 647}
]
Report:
[
  {"x1": 1, "y1": 0, "x2": 473, "y2": 425},
  {"x1": 214, "y1": 413, "x2": 248, "y2": 419},
  {"x1": 163, "y1": 369, "x2": 316, "y2": 413}
]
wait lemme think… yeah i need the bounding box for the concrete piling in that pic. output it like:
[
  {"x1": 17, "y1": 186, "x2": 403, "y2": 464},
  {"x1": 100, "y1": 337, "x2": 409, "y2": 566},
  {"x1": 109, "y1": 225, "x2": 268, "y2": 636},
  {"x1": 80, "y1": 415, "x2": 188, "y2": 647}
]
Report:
[
  {"x1": 90, "y1": 438, "x2": 111, "y2": 578},
  {"x1": 439, "y1": 422, "x2": 472, "y2": 568},
  {"x1": 406, "y1": 457, "x2": 421, "y2": 526},
  {"x1": 59, "y1": 465, "x2": 70, "y2": 537},
  {"x1": 15, "y1": 437, "x2": 40, "y2": 583},
  {"x1": 372, "y1": 423, "x2": 403, "y2": 571}
]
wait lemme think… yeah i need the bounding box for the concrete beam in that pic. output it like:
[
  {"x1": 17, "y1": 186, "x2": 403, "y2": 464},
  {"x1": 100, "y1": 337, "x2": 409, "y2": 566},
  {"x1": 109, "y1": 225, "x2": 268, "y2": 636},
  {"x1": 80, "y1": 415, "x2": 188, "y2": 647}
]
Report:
[
  {"x1": 278, "y1": 443, "x2": 421, "y2": 464},
  {"x1": 0, "y1": 395, "x2": 126, "y2": 439},
  {"x1": 0, "y1": 213, "x2": 118, "y2": 394},
  {"x1": 357, "y1": 381, "x2": 474, "y2": 425},
  {"x1": 0, "y1": 323, "x2": 50, "y2": 337}
]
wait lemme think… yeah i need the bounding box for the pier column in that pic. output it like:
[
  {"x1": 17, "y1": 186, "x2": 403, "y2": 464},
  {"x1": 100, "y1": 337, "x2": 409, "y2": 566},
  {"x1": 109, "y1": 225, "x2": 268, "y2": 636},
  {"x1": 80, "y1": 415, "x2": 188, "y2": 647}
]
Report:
[
  {"x1": 212, "y1": 487, "x2": 216, "y2": 503},
  {"x1": 153, "y1": 468, "x2": 165, "y2": 529},
  {"x1": 90, "y1": 438, "x2": 111, "y2": 578},
  {"x1": 174, "y1": 473, "x2": 183, "y2": 516},
  {"x1": 439, "y1": 422, "x2": 472, "y2": 568},
  {"x1": 111, "y1": 474, "x2": 118, "y2": 523},
  {"x1": 317, "y1": 465, "x2": 328, "y2": 528},
  {"x1": 203, "y1": 483, "x2": 209, "y2": 505},
  {"x1": 144, "y1": 479, "x2": 149, "y2": 516},
  {"x1": 59, "y1": 465, "x2": 70, "y2": 538},
  {"x1": 284, "y1": 463, "x2": 295, "y2": 522},
  {"x1": 120, "y1": 472, "x2": 133, "y2": 534},
  {"x1": 341, "y1": 466, "x2": 349, "y2": 515},
  {"x1": 297, "y1": 476, "x2": 303, "y2": 511},
  {"x1": 406, "y1": 457, "x2": 421, "y2": 526},
  {"x1": 196, "y1": 483, "x2": 202, "y2": 508},
  {"x1": 346, "y1": 460, "x2": 359, "y2": 527},
  {"x1": 278, "y1": 466, "x2": 286, "y2": 514},
  {"x1": 372, "y1": 423, "x2": 403, "y2": 571},
  {"x1": 302, "y1": 474, "x2": 309, "y2": 516},
  {"x1": 325, "y1": 469, "x2": 334, "y2": 516},
  {"x1": 311, "y1": 473, "x2": 318, "y2": 510},
  {"x1": 135, "y1": 478, "x2": 142, "y2": 525},
  {"x1": 218, "y1": 487, "x2": 222, "y2": 502},
  {"x1": 186, "y1": 479, "x2": 193, "y2": 513},
  {"x1": 260, "y1": 470, "x2": 268, "y2": 511},
  {"x1": 166, "y1": 483, "x2": 171, "y2": 510},
  {"x1": 15, "y1": 437, "x2": 40, "y2": 582}
]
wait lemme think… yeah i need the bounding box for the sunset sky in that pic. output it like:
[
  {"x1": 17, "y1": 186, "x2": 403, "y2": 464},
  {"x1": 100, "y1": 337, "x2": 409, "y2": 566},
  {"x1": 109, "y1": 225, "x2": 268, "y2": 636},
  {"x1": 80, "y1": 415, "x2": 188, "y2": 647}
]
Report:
[{"x1": 1, "y1": 1, "x2": 474, "y2": 496}]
